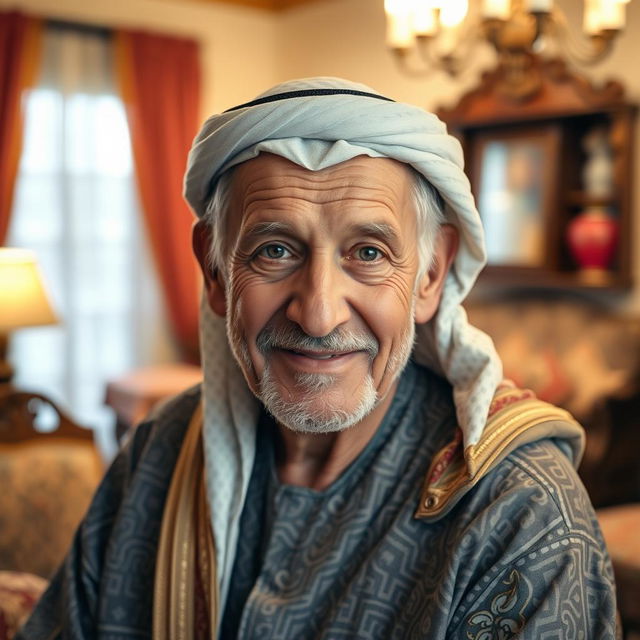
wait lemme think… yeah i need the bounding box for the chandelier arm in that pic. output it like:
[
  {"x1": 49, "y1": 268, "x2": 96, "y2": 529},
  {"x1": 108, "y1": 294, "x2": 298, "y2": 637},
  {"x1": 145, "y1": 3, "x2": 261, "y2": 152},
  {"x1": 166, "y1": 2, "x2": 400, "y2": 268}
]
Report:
[
  {"x1": 391, "y1": 48, "x2": 447, "y2": 78},
  {"x1": 415, "y1": 18, "x2": 488, "y2": 77},
  {"x1": 391, "y1": 17, "x2": 488, "y2": 79},
  {"x1": 446, "y1": 15, "x2": 490, "y2": 72},
  {"x1": 392, "y1": 49, "x2": 468, "y2": 78},
  {"x1": 545, "y1": 7, "x2": 617, "y2": 66}
]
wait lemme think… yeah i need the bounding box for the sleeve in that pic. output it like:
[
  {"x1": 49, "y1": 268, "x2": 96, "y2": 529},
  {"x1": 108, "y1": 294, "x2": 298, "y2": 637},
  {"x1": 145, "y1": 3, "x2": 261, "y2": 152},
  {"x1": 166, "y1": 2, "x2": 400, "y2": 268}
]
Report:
[
  {"x1": 445, "y1": 440, "x2": 618, "y2": 640},
  {"x1": 448, "y1": 536, "x2": 617, "y2": 639},
  {"x1": 14, "y1": 421, "x2": 155, "y2": 640}
]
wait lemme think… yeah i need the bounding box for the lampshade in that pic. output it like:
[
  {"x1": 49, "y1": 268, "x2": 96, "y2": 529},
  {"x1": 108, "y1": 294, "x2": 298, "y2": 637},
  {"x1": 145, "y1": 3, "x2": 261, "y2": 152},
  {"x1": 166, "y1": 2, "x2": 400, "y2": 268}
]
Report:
[{"x1": 0, "y1": 248, "x2": 58, "y2": 332}]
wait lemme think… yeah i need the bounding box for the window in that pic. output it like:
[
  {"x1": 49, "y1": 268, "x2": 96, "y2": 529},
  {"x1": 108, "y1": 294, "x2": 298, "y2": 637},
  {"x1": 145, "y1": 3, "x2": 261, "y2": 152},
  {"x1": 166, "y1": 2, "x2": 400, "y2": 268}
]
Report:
[{"x1": 8, "y1": 25, "x2": 173, "y2": 458}]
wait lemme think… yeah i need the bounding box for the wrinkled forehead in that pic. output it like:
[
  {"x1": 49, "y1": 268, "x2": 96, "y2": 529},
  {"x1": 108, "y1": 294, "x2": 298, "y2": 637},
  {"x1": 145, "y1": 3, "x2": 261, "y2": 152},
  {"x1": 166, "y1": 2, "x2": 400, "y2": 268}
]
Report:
[
  {"x1": 229, "y1": 153, "x2": 415, "y2": 203},
  {"x1": 224, "y1": 153, "x2": 418, "y2": 239}
]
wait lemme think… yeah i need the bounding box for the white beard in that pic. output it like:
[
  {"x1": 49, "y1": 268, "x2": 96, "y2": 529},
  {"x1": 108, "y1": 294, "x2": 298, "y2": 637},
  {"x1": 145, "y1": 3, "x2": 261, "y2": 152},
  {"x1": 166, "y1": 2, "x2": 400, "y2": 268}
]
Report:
[{"x1": 256, "y1": 315, "x2": 416, "y2": 435}]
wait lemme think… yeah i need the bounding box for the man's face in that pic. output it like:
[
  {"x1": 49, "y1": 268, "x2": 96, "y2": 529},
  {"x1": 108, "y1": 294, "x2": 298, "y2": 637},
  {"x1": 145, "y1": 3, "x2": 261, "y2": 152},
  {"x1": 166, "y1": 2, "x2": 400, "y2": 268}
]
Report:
[{"x1": 216, "y1": 154, "x2": 432, "y2": 434}]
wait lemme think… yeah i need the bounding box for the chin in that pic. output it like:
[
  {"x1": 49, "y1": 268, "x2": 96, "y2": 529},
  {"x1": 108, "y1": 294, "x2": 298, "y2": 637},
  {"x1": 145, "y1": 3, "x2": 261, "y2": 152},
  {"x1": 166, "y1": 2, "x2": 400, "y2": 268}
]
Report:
[{"x1": 259, "y1": 368, "x2": 378, "y2": 434}]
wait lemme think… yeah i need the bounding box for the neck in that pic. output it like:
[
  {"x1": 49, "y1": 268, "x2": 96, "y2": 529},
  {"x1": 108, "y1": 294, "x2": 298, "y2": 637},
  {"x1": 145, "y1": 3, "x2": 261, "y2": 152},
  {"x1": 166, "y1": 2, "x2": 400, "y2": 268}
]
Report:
[{"x1": 273, "y1": 380, "x2": 398, "y2": 490}]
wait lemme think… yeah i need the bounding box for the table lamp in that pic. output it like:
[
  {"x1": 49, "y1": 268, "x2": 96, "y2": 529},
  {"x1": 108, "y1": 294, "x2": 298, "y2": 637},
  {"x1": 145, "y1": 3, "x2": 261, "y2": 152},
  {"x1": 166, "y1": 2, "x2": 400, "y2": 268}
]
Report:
[
  {"x1": 0, "y1": 248, "x2": 94, "y2": 443},
  {"x1": 0, "y1": 248, "x2": 58, "y2": 385}
]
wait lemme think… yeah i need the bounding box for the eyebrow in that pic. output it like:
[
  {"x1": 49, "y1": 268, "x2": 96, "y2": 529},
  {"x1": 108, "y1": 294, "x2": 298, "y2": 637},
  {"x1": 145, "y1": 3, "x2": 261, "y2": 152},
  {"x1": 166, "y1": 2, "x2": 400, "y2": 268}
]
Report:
[
  {"x1": 239, "y1": 220, "x2": 402, "y2": 251},
  {"x1": 349, "y1": 222, "x2": 402, "y2": 252},
  {"x1": 240, "y1": 221, "x2": 295, "y2": 243}
]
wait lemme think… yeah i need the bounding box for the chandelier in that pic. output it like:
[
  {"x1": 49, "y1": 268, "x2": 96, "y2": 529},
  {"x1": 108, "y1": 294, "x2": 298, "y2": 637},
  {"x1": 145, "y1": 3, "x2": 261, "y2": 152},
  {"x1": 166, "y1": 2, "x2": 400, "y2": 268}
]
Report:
[{"x1": 384, "y1": 0, "x2": 631, "y2": 91}]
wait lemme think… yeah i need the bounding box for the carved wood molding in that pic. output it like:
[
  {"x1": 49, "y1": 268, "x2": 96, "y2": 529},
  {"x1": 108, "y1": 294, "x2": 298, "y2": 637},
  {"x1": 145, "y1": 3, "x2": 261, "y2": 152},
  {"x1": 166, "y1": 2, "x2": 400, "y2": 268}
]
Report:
[
  {"x1": 438, "y1": 55, "x2": 627, "y2": 127},
  {"x1": 0, "y1": 385, "x2": 93, "y2": 443}
]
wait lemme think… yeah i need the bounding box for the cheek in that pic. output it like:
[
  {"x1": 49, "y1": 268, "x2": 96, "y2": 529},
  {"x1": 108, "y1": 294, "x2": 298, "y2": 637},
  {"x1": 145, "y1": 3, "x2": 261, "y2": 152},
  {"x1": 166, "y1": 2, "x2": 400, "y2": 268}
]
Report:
[
  {"x1": 360, "y1": 281, "x2": 415, "y2": 380},
  {"x1": 368, "y1": 276, "x2": 415, "y2": 332},
  {"x1": 228, "y1": 272, "x2": 287, "y2": 353}
]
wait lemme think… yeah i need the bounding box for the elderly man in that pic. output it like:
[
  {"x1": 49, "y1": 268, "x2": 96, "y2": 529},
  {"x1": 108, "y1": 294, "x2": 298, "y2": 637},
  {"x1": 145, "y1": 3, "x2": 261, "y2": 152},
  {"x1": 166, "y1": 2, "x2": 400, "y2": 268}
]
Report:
[{"x1": 20, "y1": 78, "x2": 616, "y2": 639}]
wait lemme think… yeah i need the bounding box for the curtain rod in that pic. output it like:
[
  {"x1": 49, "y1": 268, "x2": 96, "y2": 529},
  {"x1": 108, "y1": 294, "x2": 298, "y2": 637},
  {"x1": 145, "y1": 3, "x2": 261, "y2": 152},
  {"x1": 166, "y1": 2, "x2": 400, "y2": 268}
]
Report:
[{"x1": 47, "y1": 18, "x2": 111, "y2": 38}]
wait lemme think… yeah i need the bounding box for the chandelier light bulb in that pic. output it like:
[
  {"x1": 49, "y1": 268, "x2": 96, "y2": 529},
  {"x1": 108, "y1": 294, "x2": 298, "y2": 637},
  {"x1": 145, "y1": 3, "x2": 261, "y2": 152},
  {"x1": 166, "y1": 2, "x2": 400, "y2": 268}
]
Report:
[
  {"x1": 526, "y1": 0, "x2": 553, "y2": 11},
  {"x1": 482, "y1": 0, "x2": 512, "y2": 19},
  {"x1": 412, "y1": 5, "x2": 438, "y2": 35},
  {"x1": 384, "y1": 0, "x2": 413, "y2": 18},
  {"x1": 440, "y1": 0, "x2": 469, "y2": 28},
  {"x1": 598, "y1": 0, "x2": 626, "y2": 29}
]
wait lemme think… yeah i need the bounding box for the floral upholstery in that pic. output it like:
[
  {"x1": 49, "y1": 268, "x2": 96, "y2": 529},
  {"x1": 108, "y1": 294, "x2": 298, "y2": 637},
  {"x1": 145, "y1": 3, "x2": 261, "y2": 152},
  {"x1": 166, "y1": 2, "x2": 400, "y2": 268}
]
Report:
[
  {"x1": 467, "y1": 298, "x2": 640, "y2": 499},
  {"x1": 466, "y1": 298, "x2": 640, "y2": 422},
  {"x1": 0, "y1": 571, "x2": 48, "y2": 640},
  {"x1": 0, "y1": 438, "x2": 104, "y2": 579}
]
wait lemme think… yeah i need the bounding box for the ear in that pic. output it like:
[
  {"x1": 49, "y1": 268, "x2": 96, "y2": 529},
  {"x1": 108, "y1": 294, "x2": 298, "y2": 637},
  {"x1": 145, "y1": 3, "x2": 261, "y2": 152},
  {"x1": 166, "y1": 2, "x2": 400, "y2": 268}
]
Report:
[
  {"x1": 414, "y1": 224, "x2": 459, "y2": 324},
  {"x1": 192, "y1": 220, "x2": 227, "y2": 317}
]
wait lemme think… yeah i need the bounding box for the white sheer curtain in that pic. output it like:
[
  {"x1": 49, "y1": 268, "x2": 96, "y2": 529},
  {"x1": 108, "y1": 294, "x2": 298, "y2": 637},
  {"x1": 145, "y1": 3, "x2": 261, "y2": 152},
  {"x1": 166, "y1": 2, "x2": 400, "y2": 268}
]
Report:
[{"x1": 8, "y1": 25, "x2": 175, "y2": 458}]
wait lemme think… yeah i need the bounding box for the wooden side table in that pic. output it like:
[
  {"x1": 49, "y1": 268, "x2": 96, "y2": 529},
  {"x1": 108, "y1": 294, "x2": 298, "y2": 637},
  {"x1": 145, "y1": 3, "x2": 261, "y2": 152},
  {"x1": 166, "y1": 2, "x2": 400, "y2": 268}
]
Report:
[{"x1": 105, "y1": 364, "x2": 202, "y2": 441}]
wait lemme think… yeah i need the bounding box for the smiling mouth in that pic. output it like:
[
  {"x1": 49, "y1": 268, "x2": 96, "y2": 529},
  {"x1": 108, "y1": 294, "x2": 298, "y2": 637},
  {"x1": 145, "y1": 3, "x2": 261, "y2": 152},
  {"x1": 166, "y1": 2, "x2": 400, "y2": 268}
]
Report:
[{"x1": 283, "y1": 348, "x2": 353, "y2": 360}]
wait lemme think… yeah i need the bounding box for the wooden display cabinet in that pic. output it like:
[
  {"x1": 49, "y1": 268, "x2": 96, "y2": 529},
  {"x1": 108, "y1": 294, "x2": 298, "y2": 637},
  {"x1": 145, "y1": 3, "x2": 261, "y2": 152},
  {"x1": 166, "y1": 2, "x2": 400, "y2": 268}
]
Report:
[{"x1": 438, "y1": 55, "x2": 637, "y2": 290}]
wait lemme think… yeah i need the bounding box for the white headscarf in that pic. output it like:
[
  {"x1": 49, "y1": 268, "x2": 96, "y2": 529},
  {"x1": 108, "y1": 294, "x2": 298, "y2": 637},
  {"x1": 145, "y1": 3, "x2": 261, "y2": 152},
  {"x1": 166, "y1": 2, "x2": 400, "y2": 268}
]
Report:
[{"x1": 184, "y1": 77, "x2": 503, "y2": 615}]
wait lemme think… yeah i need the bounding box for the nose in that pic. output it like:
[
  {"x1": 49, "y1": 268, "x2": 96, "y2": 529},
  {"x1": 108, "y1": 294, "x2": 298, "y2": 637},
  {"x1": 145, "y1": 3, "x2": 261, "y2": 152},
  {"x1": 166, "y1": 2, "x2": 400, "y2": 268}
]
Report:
[{"x1": 285, "y1": 253, "x2": 351, "y2": 337}]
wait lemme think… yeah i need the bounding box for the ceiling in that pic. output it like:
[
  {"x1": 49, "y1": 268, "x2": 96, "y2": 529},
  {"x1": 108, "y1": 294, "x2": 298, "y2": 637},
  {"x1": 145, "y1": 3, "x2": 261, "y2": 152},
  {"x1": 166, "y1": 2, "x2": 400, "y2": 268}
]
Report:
[{"x1": 197, "y1": 0, "x2": 322, "y2": 10}]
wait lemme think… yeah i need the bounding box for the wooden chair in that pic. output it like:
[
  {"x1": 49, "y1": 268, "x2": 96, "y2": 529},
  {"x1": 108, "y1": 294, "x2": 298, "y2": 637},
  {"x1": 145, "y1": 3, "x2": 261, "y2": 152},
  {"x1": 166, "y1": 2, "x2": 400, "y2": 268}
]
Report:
[{"x1": 0, "y1": 385, "x2": 104, "y2": 579}]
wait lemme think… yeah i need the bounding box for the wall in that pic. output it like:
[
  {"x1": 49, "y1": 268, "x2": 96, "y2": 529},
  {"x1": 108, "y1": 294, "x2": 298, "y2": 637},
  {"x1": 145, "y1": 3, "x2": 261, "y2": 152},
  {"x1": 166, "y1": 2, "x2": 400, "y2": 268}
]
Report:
[
  {"x1": 275, "y1": 0, "x2": 640, "y2": 313},
  {"x1": 1, "y1": 0, "x2": 280, "y2": 116},
  {"x1": 4, "y1": 0, "x2": 640, "y2": 310}
]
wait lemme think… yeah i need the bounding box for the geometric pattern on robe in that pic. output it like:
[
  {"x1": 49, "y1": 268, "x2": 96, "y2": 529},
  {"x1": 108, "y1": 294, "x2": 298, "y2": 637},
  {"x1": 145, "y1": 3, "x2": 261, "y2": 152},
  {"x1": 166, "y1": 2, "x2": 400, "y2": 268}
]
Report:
[
  {"x1": 18, "y1": 364, "x2": 617, "y2": 638},
  {"x1": 220, "y1": 363, "x2": 617, "y2": 639}
]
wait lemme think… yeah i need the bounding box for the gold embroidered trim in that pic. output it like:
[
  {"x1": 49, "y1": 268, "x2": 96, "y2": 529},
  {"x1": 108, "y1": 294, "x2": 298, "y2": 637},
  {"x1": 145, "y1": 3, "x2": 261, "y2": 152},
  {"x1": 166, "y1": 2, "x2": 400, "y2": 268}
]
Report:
[
  {"x1": 415, "y1": 389, "x2": 584, "y2": 522},
  {"x1": 153, "y1": 402, "x2": 217, "y2": 639},
  {"x1": 465, "y1": 401, "x2": 576, "y2": 478}
]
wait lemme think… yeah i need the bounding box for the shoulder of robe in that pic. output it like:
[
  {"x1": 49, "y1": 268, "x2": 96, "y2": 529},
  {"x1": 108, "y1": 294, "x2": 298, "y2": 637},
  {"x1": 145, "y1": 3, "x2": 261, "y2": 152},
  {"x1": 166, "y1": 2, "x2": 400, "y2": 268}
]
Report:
[{"x1": 415, "y1": 384, "x2": 585, "y2": 521}]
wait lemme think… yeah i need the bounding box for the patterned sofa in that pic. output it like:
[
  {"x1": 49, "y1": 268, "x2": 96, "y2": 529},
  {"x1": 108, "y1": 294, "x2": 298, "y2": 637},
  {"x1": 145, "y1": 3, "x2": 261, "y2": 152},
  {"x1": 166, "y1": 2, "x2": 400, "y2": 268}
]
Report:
[{"x1": 466, "y1": 295, "x2": 640, "y2": 507}]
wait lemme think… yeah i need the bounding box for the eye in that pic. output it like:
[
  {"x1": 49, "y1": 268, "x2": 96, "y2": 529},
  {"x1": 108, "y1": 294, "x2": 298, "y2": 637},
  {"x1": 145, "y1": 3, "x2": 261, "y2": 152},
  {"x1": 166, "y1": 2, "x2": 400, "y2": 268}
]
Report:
[
  {"x1": 257, "y1": 243, "x2": 292, "y2": 260},
  {"x1": 355, "y1": 246, "x2": 383, "y2": 262}
]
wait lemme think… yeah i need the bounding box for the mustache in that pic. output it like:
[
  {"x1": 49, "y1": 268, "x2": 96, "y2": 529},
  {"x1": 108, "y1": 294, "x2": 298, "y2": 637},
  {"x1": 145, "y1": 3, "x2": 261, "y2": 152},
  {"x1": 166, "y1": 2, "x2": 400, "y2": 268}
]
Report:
[{"x1": 256, "y1": 322, "x2": 379, "y2": 359}]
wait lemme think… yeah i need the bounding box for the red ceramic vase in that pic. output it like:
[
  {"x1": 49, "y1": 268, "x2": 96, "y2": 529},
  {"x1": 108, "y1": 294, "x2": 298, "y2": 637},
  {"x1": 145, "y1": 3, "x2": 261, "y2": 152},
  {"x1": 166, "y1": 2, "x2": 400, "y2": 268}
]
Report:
[{"x1": 566, "y1": 207, "x2": 618, "y2": 271}]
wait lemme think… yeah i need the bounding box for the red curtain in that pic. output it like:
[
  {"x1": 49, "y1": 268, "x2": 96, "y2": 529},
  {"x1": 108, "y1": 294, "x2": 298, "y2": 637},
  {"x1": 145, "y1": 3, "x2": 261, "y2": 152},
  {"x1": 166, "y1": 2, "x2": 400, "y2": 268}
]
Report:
[
  {"x1": 0, "y1": 11, "x2": 42, "y2": 244},
  {"x1": 114, "y1": 29, "x2": 202, "y2": 362}
]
